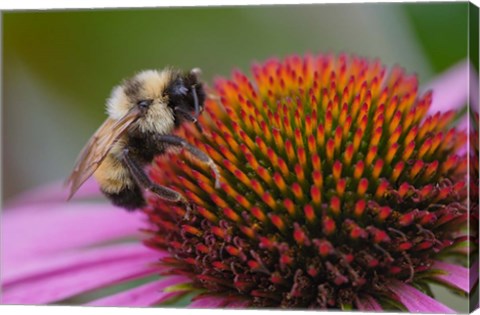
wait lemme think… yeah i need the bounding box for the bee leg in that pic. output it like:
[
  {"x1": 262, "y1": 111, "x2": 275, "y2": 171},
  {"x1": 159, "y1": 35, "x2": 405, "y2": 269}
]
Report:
[
  {"x1": 121, "y1": 148, "x2": 193, "y2": 215},
  {"x1": 174, "y1": 106, "x2": 203, "y2": 133},
  {"x1": 155, "y1": 134, "x2": 221, "y2": 189}
]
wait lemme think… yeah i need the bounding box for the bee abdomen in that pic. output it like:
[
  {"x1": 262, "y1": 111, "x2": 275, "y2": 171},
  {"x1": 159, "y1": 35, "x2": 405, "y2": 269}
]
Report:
[
  {"x1": 102, "y1": 184, "x2": 145, "y2": 211},
  {"x1": 93, "y1": 154, "x2": 145, "y2": 210},
  {"x1": 93, "y1": 155, "x2": 132, "y2": 190}
]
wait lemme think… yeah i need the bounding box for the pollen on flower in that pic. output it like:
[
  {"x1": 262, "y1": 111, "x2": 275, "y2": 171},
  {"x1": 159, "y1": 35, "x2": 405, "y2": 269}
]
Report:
[{"x1": 143, "y1": 53, "x2": 467, "y2": 309}]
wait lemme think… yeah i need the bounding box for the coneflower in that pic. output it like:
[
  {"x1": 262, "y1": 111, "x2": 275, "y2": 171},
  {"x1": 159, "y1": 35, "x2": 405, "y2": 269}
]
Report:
[
  {"x1": 2, "y1": 54, "x2": 473, "y2": 312},
  {"x1": 144, "y1": 54, "x2": 470, "y2": 310}
]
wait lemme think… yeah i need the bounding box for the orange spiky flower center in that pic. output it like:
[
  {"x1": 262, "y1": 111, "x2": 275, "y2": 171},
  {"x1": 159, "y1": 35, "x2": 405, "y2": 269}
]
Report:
[{"x1": 143, "y1": 54, "x2": 467, "y2": 309}]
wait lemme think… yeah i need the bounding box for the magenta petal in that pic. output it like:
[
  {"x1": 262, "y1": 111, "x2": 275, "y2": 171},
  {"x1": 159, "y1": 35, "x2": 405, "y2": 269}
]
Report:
[
  {"x1": 3, "y1": 243, "x2": 165, "y2": 285},
  {"x1": 87, "y1": 275, "x2": 190, "y2": 307},
  {"x1": 2, "y1": 203, "x2": 145, "y2": 269},
  {"x1": 457, "y1": 114, "x2": 469, "y2": 132},
  {"x1": 388, "y1": 280, "x2": 456, "y2": 313},
  {"x1": 424, "y1": 61, "x2": 469, "y2": 114},
  {"x1": 454, "y1": 113, "x2": 468, "y2": 155},
  {"x1": 189, "y1": 295, "x2": 230, "y2": 308},
  {"x1": 2, "y1": 244, "x2": 162, "y2": 304},
  {"x1": 470, "y1": 259, "x2": 479, "y2": 292},
  {"x1": 356, "y1": 295, "x2": 383, "y2": 311},
  {"x1": 432, "y1": 260, "x2": 469, "y2": 292},
  {"x1": 226, "y1": 300, "x2": 250, "y2": 308},
  {"x1": 6, "y1": 178, "x2": 101, "y2": 207}
]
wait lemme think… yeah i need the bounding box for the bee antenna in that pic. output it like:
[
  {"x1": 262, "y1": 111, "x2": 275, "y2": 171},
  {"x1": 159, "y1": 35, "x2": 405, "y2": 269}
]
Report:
[{"x1": 192, "y1": 85, "x2": 200, "y2": 118}]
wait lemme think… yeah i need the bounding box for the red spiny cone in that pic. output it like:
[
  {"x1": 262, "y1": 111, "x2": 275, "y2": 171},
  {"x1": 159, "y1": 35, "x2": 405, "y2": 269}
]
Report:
[{"x1": 144, "y1": 54, "x2": 467, "y2": 309}]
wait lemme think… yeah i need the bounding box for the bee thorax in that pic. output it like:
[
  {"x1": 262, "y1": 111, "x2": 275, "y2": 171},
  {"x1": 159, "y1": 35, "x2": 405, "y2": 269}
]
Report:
[{"x1": 138, "y1": 103, "x2": 175, "y2": 134}]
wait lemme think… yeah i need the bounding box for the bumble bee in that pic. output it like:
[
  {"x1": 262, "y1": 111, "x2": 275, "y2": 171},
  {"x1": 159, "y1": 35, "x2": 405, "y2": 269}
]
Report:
[{"x1": 66, "y1": 68, "x2": 220, "y2": 211}]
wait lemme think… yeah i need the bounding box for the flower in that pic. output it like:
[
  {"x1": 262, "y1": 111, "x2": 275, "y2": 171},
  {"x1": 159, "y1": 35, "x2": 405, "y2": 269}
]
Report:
[{"x1": 1, "y1": 54, "x2": 474, "y2": 312}]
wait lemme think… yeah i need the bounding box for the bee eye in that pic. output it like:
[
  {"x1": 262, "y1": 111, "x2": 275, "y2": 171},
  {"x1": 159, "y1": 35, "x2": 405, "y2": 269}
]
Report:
[{"x1": 137, "y1": 99, "x2": 153, "y2": 109}]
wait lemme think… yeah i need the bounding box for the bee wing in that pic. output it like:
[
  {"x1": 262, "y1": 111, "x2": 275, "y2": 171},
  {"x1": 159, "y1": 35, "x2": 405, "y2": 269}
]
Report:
[{"x1": 66, "y1": 107, "x2": 141, "y2": 200}]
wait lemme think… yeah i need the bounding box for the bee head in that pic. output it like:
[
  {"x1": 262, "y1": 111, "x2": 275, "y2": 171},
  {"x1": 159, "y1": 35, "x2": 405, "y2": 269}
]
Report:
[
  {"x1": 107, "y1": 69, "x2": 178, "y2": 134},
  {"x1": 106, "y1": 68, "x2": 206, "y2": 134},
  {"x1": 164, "y1": 68, "x2": 206, "y2": 119}
]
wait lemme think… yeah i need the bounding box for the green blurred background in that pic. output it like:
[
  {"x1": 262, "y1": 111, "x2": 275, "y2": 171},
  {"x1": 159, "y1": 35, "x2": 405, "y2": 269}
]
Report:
[{"x1": 1, "y1": 2, "x2": 473, "y2": 311}]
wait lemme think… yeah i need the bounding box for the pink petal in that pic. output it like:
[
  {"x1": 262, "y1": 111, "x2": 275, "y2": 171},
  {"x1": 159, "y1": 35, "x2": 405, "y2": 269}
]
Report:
[
  {"x1": 432, "y1": 260, "x2": 469, "y2": 292},
  {"x1": 2, "y1": 203, "x2": 146, "y2": 269},
  {"x1": 226, "y1": 300, "x2": 250, "y2": 308},
  {"x1": 424, "y1": 61, "x2": 470, "y2": 114},
  {"x1": 2, "y1": 244, "x2": 162, "y2": 304},
  {"x1": 87, "y1": 275, "x2": 190, "y2": 307},
  {"x1": 189, "y1": 295, "x2": 230, "y2": 308},
  {"x1": 469, "y1": 62, "x2": 479, "y2": 110},
  {"x1": 470, "y1": 259, "x2": 479, "y2": 292},
  {"x1": 356, "y1": 295, "x2": 383, "y2": 311},
  {"x1": 387, "y1": 280, "x2": 456, "y2": 313},
  {"x1": 457, "y1": 114, "x2": 469, "y2": 131},
  {"x1": 6, "y1": 178, "x2": 101, "y2": 208},
  {"x1": 3, "y1": 243, "x2": 165, "y2": 285}
]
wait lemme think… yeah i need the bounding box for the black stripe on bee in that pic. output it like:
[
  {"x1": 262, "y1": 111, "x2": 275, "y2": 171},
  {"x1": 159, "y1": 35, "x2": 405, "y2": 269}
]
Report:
[{"x1": 102, "y1": 184, "x2": 145, "y2": 211}]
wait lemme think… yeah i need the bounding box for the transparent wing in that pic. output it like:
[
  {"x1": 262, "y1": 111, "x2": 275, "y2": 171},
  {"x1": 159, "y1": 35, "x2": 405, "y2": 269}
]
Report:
[{"x1": 66, "y1": 107, "x2": 141, "y2": 200}]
